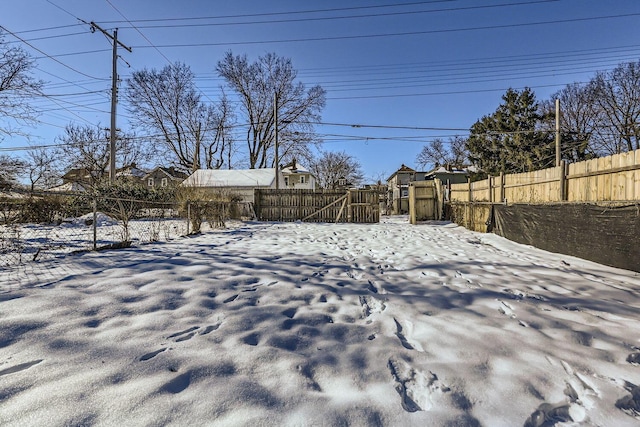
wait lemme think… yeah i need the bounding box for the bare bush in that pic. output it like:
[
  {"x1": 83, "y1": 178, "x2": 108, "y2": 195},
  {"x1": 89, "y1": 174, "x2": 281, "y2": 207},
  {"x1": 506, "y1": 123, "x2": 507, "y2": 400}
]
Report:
[{"x1": 176, "y1": 186, "x2": 241, "y2": 233}]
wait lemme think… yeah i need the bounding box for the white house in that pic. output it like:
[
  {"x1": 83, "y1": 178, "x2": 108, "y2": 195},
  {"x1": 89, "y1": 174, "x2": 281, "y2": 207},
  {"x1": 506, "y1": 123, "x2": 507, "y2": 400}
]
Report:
[
  {"x1": 181, "y1": 168, "x2": 284, "y2": 203},
  {"x1": 280, "y1": 159, "x2": 316, "y2": 190}
]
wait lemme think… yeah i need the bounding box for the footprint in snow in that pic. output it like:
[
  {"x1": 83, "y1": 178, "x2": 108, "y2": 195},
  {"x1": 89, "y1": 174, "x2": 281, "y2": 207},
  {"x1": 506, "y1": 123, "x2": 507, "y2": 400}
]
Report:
[
  {"x1": 616, "y1": 384, "x2": 640, "y2": 418},
  {"x1": 200, "y1": 324, "x2": 221, "y2": 335},
  {"x1": 526, "y1": 359, "x2": 597, "y2": 426},
  {"x1": 168, "y1": 326, "x2": 200, "y2": 342},
  {"x1": 360, "y1": 295, "x2": 386, "y2": 320},
  {"x1": 140, "y1": 348, "x2": 167, "y2": 361},
  {"x1": 387, "y1": 358, "x2": 451, "y2": 412},
  {"x1": 497, "y1": 300, "x2": 516, "y2": 319},
  {"x1": 0, "y1": 359, "x2": 43, "y2": 377},
  {"x1": 627, "y1": 353, "x2": 640, "y2": 365},
  {"x1": 393, "y1": 318, "x2": 424, "y2": 352},
  {"x1": 223, "y1": 294, "x2": 239, "y2": 303}
]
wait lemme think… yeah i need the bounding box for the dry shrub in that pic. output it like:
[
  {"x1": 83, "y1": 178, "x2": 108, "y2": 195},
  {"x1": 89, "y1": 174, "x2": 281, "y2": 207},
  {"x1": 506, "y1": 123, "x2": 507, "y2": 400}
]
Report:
[{"x1": 176, "y1": 186, "x2": 241, "y2": 233}]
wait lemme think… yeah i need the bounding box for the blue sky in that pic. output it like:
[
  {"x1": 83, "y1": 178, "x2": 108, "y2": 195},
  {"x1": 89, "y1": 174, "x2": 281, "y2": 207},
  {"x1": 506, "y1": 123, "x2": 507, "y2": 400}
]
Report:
[{"x1": 2, "y1": 0, "x2": 640, "y2": 181}]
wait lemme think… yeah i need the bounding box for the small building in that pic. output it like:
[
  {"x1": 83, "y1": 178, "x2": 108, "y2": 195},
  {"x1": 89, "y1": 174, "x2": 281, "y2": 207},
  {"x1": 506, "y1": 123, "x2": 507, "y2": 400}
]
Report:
[
  {"x1": 60, "y1": 168, "x2": 96, "y2": 186},
  {"x1": 281, "y1": 159, "x2": 316, "y2": 190},
  {"x1": 116, "y1": 163, "x2": 147, "y2": 181},
  {"x1": 181, "y1": 168, "x2": 284, "y2": 203},
  {"x1": 142, "y1": 166, "x2": 188, "y2": 189},
  {"x1": 386, "y1": 164, "x2": 416, "y2": 215},
  {"x1": 424, "y1": 166, "x2": 470, "y2": 185}
]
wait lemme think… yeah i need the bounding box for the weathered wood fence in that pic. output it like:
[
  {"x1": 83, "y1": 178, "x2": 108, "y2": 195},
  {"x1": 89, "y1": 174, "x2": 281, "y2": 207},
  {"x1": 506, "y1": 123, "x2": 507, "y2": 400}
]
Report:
[
  {"x1": 450, "y1": 148, "x2": 640, "y2": 203},
  {"x1": 408, "y1": 180, "x2": 444, "y2": 224},
  {"x1": 254, "y1": 189, "x2": 379, "y2": 223}
]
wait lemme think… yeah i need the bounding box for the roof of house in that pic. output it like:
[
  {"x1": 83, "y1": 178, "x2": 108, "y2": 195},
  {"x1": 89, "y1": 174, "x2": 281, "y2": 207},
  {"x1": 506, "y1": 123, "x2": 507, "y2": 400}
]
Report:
[
  {"x1": 143, "y1": 166, "x2": 188, "y2": 180},
  {"x1": 281, "y1": 164, "x2": 310, "y2": 174},
  {"x1": 425, "y1": 165, "x2": 475, "y2": 176},
  {"x1": 280, "y1": 159, "x2": 311, "y2": 175},
  {"x1": 48, "y1": 182, "x2": 87, "y2": 192},
  {"x1": 116, "y1": 164, "x2": 147, "y2": 179},
  {"x1": 386, "y1": 164, "x2": 416, "y2": 182},
  {"x1": 182, "y1": 169, "x2": 278, "y2": 188}
]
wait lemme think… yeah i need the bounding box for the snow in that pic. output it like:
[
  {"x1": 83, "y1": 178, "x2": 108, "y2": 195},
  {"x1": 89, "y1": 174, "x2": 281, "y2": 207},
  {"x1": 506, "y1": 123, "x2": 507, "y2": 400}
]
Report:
[
  {"x1": 182, "y1": 169, "x2": 279, "y2": 188},
  {"x1": 1, "y1": 216, "x2": 639, "y2": 426}
]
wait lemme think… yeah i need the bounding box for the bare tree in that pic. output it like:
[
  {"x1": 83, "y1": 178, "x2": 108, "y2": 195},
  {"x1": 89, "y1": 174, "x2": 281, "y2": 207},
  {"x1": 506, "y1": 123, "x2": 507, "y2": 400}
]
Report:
[
  {"x1": 204, "y1": 92, "x2": 236, "y2": 170},
  {"x1": 24, "y1": 146, "x2": 59, "y2": 191},
  {"x1": 56, "y1": 123, "x2": 145, "y2": 186},
  {"x1": 126, "y1": 62, "x2": 233, "y2": 174},
  {"x1": 217, "y1": 51, "x2": 326, "y2": 168},
  {"x1": 541, "y1": 83, "x2": 597, "y2": 161},
  {"x1": 0, "y1": 29, "x2": 43, "y2": 138},
  {"x1": 309, "y1": 150, "x2": 364, "y2": 189},
  {"x1": 589, "y1": 60, "x2": 640, "y2": 154},
  {"x1": 416, "y1": 136, "x2": 468, "y2": 170},
  {"x1": 0, "y1": 154, "x2": 26, "y2": 189}
]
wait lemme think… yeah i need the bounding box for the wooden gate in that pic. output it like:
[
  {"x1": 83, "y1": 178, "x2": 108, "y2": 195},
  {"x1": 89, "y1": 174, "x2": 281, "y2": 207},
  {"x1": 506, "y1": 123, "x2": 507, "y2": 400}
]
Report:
[
  {"x1": 409, "y1": 180, "x2": 443, "y2": 224},
  {"x1": 254, "y1": 189, "x2": 379, "y2": 223}
]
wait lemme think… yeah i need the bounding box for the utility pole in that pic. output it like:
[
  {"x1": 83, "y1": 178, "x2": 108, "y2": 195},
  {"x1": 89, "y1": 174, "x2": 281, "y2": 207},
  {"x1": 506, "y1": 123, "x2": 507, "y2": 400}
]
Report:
[
  {"x1": 89, "y1": 22, "x2": 132, "y2": 182},
  {"x1": 274, "y1": 92, "x2": 279, "y2": 190},
  {"x1": 555, "y1": 98, "x2": 561, "y2": 167}
]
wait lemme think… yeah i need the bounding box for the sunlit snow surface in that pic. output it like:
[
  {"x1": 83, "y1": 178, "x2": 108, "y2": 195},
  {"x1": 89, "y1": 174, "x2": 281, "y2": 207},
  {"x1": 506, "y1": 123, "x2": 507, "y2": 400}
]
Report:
[{"x1": 1, "y1": 216, "x2": 639, "y2": 426}]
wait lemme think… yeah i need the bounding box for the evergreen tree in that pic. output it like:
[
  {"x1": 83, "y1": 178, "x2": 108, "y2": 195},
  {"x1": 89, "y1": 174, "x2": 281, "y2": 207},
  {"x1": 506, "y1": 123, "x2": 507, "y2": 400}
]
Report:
[{"x1": 467, "y1": 88, "x2": 554, "y2": 174}]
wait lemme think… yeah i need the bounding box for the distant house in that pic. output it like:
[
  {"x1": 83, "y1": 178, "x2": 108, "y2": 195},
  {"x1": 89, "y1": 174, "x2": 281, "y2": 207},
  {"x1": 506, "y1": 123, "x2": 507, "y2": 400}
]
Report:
[
  {"x1": 48, "y1": 181, "x2": 88, "y2": 193},
  {"x1": 56, "y1": 163, "x2": 149, "y2": 190},
  {"x1": 116, "y1": 163, "x2": 147, "y2": 181},
  {"x1": 334, "y1": 176, "x2": 354, "y2": 191},
  {"x1": 142, "y1": 166, "x2": 187, "y2": 189},
  {"x1": 181, "y1": 168, "x2": 284, "y2": 203},
  {"x1": 386, "y1": 164, "x2": 417, "y2": 215},
  {"x1": 60, "y1": 168, "x2": 95, "y2": 185},
  {"x1": 424, "y1": 165, "x2": 470, "y2": 185},
  {"x1": 281, "y1": 159, "x2": 316, "y2": 190}
]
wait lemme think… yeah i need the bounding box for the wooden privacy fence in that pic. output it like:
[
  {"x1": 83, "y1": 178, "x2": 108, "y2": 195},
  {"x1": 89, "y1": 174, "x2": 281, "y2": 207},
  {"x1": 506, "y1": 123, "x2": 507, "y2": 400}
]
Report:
[
  {"x1": 450, "y1": 148, "x2": 640, "y2": 203},
  {"x1": 408, "y1": 180, "x2": 444, "y2": 224},
  {"x1": 254, "y1": 189, "x2": 379, "y2": 223}
]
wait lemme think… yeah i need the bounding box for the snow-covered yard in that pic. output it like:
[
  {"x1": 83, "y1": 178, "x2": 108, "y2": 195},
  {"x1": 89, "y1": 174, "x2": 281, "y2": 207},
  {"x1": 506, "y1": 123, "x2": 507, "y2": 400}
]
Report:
[{"x1": 1, "y1": 216, "x2": 639, "y2": 426}]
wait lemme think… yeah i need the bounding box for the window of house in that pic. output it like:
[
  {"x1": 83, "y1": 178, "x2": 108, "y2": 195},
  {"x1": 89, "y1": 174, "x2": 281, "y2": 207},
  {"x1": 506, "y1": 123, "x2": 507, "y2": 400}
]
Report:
[
  {"x1": 338, "y1": 178, "x2": 346, "y2": 186},
  {"x1": 300, "y1": 175, "x2": 305, "y2": 184},
  {"x1": 284, "y1": 176, "x2": 289, "y2": 186},
  {"x1": 148, "y1": 178, "x2": 155, "y2": 187},
  {"x1": 402, "y1": 189, "x2": 409, "y2": 197},
  {"x1": 161, "y1": 178, "x2": 168, "y2": 187}
]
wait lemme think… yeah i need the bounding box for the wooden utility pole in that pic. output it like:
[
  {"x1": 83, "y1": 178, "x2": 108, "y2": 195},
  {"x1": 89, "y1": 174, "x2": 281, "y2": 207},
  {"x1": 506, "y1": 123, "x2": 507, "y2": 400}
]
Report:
[
  {"x1": 89, "y1": 22, "x2": 132, "y2": 182},
  {"x1": 555, "y1": 98, "x2": 561, "y2": 167},
  {"x1": 274, "y1": 92, "x2": 279, "y2": 189}
]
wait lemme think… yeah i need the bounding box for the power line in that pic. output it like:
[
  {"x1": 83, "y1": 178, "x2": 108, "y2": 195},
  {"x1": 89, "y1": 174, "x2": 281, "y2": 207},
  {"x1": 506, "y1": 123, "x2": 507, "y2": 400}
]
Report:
[
  {"x1": 101, "y1": 0, "x2": 458, "y2": 24},
  {"x1": 0, "y1": 25, "x2": 108, "y2": 81},
  {"x1": 132, "y1": 12, "x2": 640, "y2": 49},
  {"x1": 112, "y1": 0, "x2": 558, "y2": 30}
]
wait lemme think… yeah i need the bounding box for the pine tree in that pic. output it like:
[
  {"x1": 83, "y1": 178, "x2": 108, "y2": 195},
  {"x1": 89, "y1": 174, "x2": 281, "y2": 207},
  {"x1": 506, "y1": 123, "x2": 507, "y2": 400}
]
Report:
[{"x1": 467, "y1": 88, "x2": 554, "y2": 174}]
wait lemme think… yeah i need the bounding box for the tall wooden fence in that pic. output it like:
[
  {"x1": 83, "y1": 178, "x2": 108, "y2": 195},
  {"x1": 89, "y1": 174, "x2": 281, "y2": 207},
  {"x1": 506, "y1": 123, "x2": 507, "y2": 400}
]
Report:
[
  {"x1": 254, "y1": 189, "x2": 379, "y2": 223},
  {"x1": 408, "y1": 180, "x2": 443, "y2": 224},
  {"x1": 450, "y1": 148, "x2": 640, "y2": 203}
]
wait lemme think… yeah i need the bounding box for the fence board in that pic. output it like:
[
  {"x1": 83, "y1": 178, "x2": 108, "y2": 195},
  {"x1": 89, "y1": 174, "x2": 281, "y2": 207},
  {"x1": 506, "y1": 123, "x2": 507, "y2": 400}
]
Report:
[
  {"x1": 450, "y1": 148, "x2": 640, "y2": 204},
  {"x1": 254, "y1": 189, "x2": 379, "y2": 223},
  {"x1": 409, "y1": 181, "x2": 438, "y2": 224}
]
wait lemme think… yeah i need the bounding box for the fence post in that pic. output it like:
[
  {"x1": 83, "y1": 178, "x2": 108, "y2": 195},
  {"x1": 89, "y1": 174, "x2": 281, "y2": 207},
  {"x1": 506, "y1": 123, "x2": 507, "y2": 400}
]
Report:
[
  {"x1": 559, "y1": 160, "x2": 567, "y2": 201},
  {"x1": 500, "y1": 172, "x2": 505, "y2": 203},
  {"x1": 347, "y1": 190, "x2": 352, "y2": 223},
  {"x1": 488, "y1": 175, "x2": 494, "y2": 204},
  {"x1": 187, "y1": 202, "x2": 191, "y2": 235},
  {"x1": 92, "y1": 197, "x2": 97, "y2": 251}
]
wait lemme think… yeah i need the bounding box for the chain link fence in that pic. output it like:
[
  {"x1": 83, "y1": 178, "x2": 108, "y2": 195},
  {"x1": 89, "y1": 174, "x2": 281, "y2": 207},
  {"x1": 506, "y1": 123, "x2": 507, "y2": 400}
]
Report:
[{"x1": 1, "y1": 189, "x2": 193, "y2": 289}]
